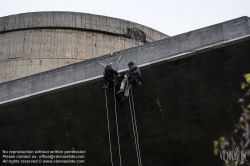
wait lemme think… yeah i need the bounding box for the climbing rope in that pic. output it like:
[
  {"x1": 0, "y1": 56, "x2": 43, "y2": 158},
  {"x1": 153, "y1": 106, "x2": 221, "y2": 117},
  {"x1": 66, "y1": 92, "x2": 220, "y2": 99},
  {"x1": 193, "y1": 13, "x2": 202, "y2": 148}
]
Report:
[
  {"x1": 128, "y1": 92, "x2": 140, "y2": 166},
  {"x1": 104, "y1": 77, "x2": 123, "y2": 166},
  {"x1": 113, "y1": 77, "x2": 123, "y2": 166},
  {"x1": 130, "y1": 89, "x2": 142, "y2": 166},
  {"x1": 128, "y1": 88, "x2": 142, "y2": 166},
  {"x1": 104, "y1": 66, "x2": 142, "y2": 166},
  {"x1": 104, "y1": 90, "x2": 114, "y2": 166}
]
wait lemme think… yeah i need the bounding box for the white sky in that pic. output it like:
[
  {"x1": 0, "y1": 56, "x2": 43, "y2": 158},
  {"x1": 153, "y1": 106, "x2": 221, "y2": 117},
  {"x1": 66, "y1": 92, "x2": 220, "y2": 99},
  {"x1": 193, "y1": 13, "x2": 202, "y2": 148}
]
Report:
[{"x1": 0, "y1": 0, "x2": 250, "y2": 36}]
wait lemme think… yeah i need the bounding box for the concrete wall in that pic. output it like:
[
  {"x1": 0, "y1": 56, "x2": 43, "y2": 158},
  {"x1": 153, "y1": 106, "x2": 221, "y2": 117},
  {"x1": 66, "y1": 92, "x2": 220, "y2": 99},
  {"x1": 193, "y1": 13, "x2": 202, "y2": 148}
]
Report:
[
  {"x1": 0, "y1": 16, "x2": 250, "y2": 166},
  {"x1": 0, "y1": 12, "x2": 168, "y2": 83},
  {"x1": 0, "y1": 16, "x2": 249, "y2": 106},
  {"x1": 0, "y1": 32, "x2": 249, "y2": 166}
]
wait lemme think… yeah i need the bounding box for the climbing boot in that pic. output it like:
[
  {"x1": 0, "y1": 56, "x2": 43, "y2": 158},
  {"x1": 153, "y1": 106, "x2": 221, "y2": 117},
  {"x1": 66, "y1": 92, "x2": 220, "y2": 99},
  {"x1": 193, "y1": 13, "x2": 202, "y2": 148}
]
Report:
[{"x1": 116, "y1": 89, "x2": 124, "y2": 95}]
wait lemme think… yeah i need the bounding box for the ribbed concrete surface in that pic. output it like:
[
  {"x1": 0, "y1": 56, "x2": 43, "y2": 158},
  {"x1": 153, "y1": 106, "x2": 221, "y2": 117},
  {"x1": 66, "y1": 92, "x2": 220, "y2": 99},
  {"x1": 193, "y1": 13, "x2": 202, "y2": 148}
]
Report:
[
  {"x1": 0, "y1": 12, "x2": 168, "y2": 41},
  {"x1": 0, "y1": 29, "x2": 144, "y2": 81},
  {"x1": 0, "y1": 12, "x2": 168, "y2": 83}
]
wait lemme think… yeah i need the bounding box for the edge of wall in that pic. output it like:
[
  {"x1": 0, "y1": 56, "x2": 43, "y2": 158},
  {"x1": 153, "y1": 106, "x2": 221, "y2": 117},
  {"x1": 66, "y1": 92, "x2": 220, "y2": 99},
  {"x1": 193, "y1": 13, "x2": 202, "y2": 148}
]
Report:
[
  {"x1": 0, "y1": 11, "x2": 169, "y2": 42},
  {"x1": 0, "y1": 16, "x2": 249, "y2": 106}
]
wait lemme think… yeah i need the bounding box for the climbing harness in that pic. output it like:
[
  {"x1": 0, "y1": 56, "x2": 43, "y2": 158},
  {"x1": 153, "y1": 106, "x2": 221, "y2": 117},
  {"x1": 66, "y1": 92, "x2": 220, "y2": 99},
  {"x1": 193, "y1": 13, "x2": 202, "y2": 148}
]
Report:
[{"x1": 128, "y1": 89, "x2": 142, "y2": 166}]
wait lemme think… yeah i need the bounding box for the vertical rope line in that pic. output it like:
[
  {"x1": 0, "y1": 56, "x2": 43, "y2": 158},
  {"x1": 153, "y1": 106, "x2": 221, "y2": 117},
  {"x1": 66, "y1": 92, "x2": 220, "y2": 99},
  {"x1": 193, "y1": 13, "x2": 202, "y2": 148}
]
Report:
[
  {"x1": 124, "y1": 105, "x2": 134, "y2": 141},
  {"x1": 104, "y1": 90, "x2": 114, "y2": 166},
  {"x1": 114, "y1": 78, "x2": 122, "y2": 166},
  {"x1": 128, "y1": 88, "x2": 140, "y2": 166},
  {"x1": 131, "y1": 89, "x2": 142, "y2": 166}
]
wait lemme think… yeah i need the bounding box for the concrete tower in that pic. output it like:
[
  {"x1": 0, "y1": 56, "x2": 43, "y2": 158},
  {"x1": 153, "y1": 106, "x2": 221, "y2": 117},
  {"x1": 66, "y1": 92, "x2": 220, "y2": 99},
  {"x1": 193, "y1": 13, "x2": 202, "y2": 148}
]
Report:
[{"x1": 0, "y1": 12, "x2": 168, "y2": 83}]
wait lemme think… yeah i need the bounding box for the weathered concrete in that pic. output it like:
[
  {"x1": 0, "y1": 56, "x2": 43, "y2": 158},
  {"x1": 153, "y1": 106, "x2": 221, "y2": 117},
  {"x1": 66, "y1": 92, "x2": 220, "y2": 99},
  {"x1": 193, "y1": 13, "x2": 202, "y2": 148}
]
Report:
[
  {"x1": 0, "y1": 16, "x2": 250, "y2": 165},
  {"x1": 0, "y1": 12, "x2": 168, "y2": 41},
  {"x1": 0, "y1": 12, "x2": 168, "y2": 83},
  {"x1": 0, "y1": 16, "x2": 249, "y2": 105}
]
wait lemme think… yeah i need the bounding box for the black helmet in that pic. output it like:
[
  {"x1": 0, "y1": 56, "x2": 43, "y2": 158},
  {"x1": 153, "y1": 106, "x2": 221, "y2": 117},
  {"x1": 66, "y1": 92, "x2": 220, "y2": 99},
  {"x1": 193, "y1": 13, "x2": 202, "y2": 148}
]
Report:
[
  {"x1": 105, "y1": 65, "x2": 111, "y2": 68},
  {"x1": 127, "y1": 61, "x2": 135, "y2": 66}
]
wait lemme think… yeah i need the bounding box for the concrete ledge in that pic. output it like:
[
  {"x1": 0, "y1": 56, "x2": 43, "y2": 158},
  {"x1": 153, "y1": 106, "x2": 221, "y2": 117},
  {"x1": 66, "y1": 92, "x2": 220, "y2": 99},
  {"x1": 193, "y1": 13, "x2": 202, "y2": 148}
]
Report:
[{"x1": 0, "y1": 16, "x2": 249, "y2": 106}]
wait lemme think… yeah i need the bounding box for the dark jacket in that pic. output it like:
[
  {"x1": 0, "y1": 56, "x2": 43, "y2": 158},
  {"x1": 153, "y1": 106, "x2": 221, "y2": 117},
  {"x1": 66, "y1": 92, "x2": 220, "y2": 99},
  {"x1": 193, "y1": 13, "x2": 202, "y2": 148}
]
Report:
[
  {"x1": 127, "y1": 65, "x2": 141, "y2": 80},
  {"x1": 104, "y1": 66, "x2": 118, "y2": 80}
]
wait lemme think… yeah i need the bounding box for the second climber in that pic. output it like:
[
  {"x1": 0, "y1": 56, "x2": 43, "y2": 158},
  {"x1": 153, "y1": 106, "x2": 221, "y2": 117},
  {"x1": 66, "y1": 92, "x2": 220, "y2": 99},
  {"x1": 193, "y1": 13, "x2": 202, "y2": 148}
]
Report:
[{"x1": 116, "y1": 61, "x2": 141, "y2": 102}]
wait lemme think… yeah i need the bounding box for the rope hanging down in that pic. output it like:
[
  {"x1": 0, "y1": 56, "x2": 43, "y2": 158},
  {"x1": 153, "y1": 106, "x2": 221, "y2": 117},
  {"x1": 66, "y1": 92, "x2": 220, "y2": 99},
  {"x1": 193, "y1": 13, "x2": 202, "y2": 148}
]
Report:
[
  {"x1": 105, "y1": 85, "x2": 122, "y2": 166},
  {"x1": 104, "y1": 75, "x2": 141, "y2": 166},
  {"x1": 104, "y1": 90, "x2": 114, "y2": 166},
  {"x1": 128, "y1": 88, "x2": 142, "y2": 166},
  {"x1": 113, "y1": 78, "x2": 123, "y2": 166},
  {"x1": 131, "y1": 89, "x2": 142, "y2": 166}
]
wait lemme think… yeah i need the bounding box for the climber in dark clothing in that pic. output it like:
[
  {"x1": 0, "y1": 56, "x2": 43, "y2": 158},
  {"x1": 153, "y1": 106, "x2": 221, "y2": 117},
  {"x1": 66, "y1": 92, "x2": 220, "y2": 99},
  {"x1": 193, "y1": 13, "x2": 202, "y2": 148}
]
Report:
[
  {"x1": 103, "y1": 64, "x2": 118, "y2": 89},
  {"x1": 116, "y1": 61, "x2": 141, "y2": 102},
  {"x1": 103, "y1": 64, "x2": 123, "y2": 105},
  {"x1": 127, "y1": 62, "x2": 141, "y2": 83}
]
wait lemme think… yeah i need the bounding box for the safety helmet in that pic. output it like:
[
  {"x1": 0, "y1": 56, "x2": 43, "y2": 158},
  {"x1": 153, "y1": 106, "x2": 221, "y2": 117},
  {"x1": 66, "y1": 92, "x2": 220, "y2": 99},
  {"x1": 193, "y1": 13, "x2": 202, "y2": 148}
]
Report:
[{"x1": 127, "y1": 61, "x2": 135, "y2": 66}]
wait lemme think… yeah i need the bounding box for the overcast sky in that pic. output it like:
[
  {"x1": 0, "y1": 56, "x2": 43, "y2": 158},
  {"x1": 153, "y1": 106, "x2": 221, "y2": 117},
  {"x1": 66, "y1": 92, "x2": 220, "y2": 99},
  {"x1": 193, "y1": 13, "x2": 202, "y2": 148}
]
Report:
[{"x1": 0, "y1": 0, "x2": 250, "y2": 36}]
